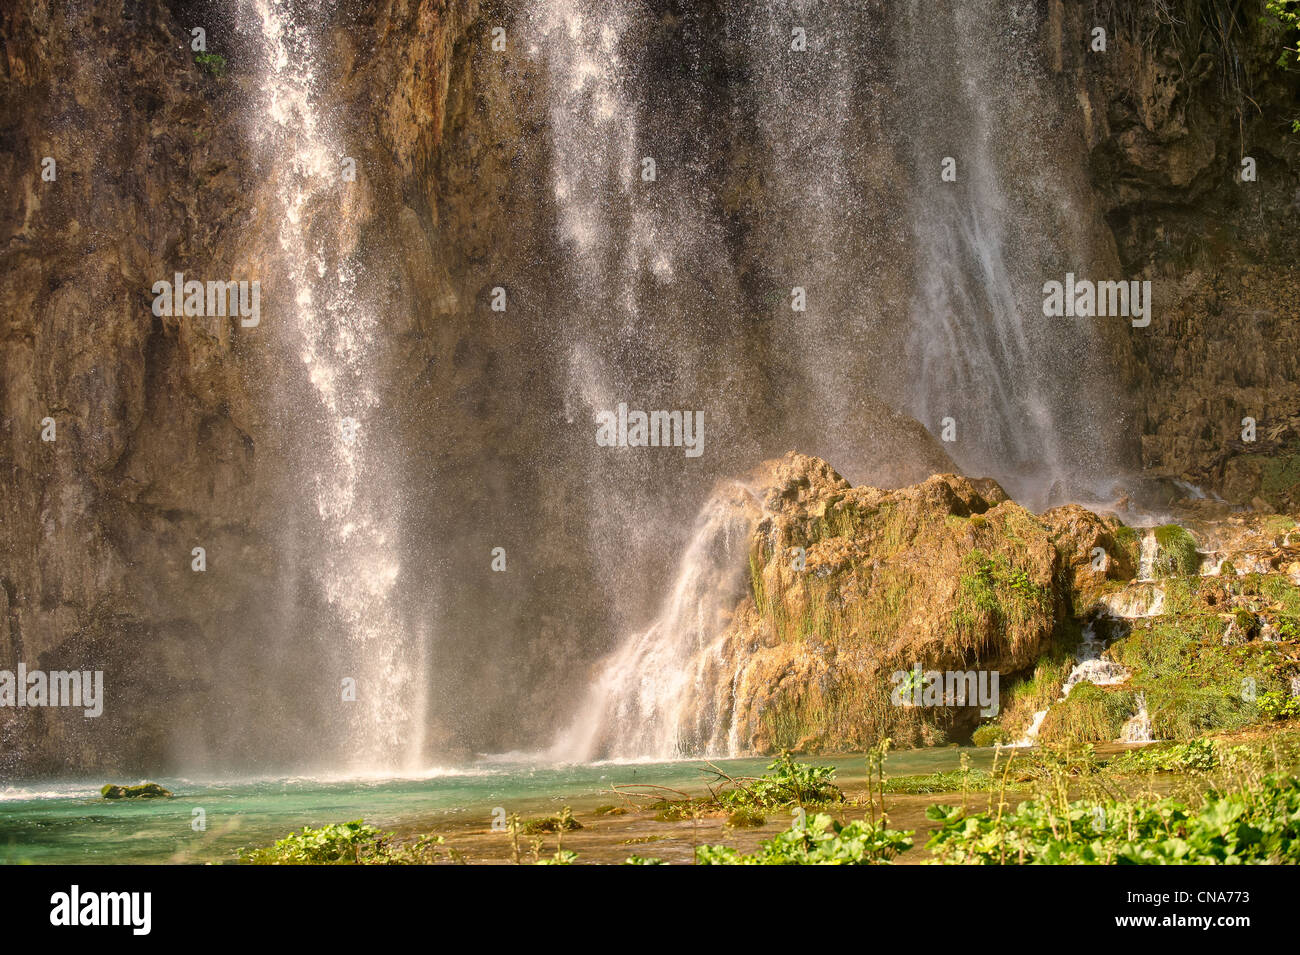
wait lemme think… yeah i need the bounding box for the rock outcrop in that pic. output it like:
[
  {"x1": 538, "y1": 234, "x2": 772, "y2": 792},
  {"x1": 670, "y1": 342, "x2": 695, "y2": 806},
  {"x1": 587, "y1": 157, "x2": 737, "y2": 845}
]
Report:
[{"x1": 672, "y1": 454, "x2": 1064, "y2": 753}]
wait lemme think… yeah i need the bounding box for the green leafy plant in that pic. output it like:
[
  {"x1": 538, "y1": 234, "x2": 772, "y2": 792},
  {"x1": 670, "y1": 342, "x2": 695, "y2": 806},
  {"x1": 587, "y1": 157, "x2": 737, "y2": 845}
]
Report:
[
  {"x1": 1266, "y1": 1, "x2": 1300, "y2": 132},
  {"x1": 717, "y1": 753, "x2": 844, "y2": 809},
  {"x1": 697, "y1": 812, "x2": 913, "y2": 865},
  {"x1": 241, "y1": 820, "x2": 382, "y2": 864},
  {"x1": 240, "y1": 820, "x2": 455, "y2": 865},
  {"x1": 925, "y1": 774, "x2": 1300, "y2": 864},
  {"x1": 1258, "y1": 690, "x2": 1300, "y2": 720},
  {"x1": 1106, "y1": 737, "x2": 1219, "y2": 773}
]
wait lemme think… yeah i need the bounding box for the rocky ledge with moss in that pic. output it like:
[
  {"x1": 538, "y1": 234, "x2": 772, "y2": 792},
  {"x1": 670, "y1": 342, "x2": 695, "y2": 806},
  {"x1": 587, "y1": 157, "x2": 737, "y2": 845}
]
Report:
[{"x1": 673, "y1": 452, "x2": 1300, "y2": 756}]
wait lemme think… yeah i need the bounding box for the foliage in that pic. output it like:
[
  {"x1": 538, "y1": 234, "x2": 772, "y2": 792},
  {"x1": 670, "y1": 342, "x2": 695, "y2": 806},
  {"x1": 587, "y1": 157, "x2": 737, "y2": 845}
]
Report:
[
  {"x1": 718, "y1": 753, "x2": 844, "y2": 809},
  {"x1": 1107, "y1": 613, "x2": 1271, "y2": 739},
  {"x1": 1265, "y1": 1, "x2": 1300, "y2": 131},
  {"x1": 1105, "y1": 737, "x2": 1219, "y2": 773},
  {"x1": 726, "y1": 807, "x2": 766, "y2": 828},
  {"x1": 972, "y1": 723, "x2": 1008, "y2": 747},
  {"x1": 520, "y1": 806, "x2": 583, "y2": 834},
  {"x1": 536, "y1": 849, "x2": 578, "y2": 865},
  {"x1": 925, "y1": 774, "x2": 1300, "y2": 864},
  {"x1": 240, "y1": 820, "x2": 454, "y2": 865},
  {"x1": 952, "y1": 549, "x2": 1052, "y2": 638},
  {"x1": 1152, "y1": 524, "x2": 1201, "y2": 578},
  {"x1": 194, "y1": 52, "x2": 227, "y2": 78},
  {"x1": 1038, "y1": 684, "x2": 1138, "y2": 744},
  {"x1": 696, "y1": 812, "x2": 913, "y2": 865},
  {"x1": 624, "y1": 854, "x2": 667, "y2": 865},
  {"x1": 1258, "y1": 690, "x2": 1300, "y2": 720},
  {"x1": 886, "y1": 769, "x2": 998, "y2": 794}
]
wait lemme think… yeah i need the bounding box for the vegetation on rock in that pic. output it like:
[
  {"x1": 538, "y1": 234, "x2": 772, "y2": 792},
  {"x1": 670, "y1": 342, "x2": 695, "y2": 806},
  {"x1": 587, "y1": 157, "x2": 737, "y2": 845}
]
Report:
[{"x1": 100, "y1": 782, "x2": 172, "y2": 799}]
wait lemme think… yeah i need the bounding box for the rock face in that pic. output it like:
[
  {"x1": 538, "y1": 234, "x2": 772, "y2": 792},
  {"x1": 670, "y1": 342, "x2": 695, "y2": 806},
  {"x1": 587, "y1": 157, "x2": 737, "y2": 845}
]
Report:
[
  {"x1": 1051, "y1": 0, "x2": 1300, "y2": 502},
  {"x1": 0, "y1": 2, "x2": 282, "y2": 775}
]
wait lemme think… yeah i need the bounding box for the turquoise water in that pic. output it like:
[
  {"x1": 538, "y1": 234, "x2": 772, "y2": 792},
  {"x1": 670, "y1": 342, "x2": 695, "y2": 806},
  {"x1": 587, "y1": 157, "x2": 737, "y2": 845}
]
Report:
[{"x1": 0, "y1": 748, "x2": 989, "y2": 864}]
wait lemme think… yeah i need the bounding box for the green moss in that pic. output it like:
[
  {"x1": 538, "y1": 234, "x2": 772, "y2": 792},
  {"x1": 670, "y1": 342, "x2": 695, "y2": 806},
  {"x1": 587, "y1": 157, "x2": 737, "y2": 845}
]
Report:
[
  {"x1": 1260, "y1": 442, "x2": 1300, "y2": 505},
  {"x1": 885, "y1": 769, "x2": 1002, "y2": 794},
  {"x1": 520, "y1": 813, "x2": 582, "y2": 835},
  {"x1": 951, "y1": 549, "x2": 1052, "y2": 643},
  {"x1": 1153, "y1": 524, "x2": 1201, "y2": 578},
  {"x1": 1108, "y1": 614, "x2": 1278, "y2": 739},
  {"x1": 101, "y1": 782, "x2": 172, "y2": 800},
  {"x1": 971, "y1": 723, "x2": 1008, "y2": 747},
  {"x1": 1039, "y1": 684, "x2": 1138, "y2": 744},
  {"x1": 1262, "y1": 575, "x2": 1300, "y2": 615},
  {"x1": 726, "y1": 808, "x2": 766, "y2": 828},
  {"x1": 1262, "y1": 515, "x2": 1298, "y2": 538},
  {"x1": 194, "y1": 52, "x2": 227, "y2": 77}
]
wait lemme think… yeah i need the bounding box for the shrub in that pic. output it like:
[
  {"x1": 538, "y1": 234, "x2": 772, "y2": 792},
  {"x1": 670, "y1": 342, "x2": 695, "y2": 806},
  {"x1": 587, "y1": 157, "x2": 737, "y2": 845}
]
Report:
[
  {"x1": 697, "y1": 813, "x2": 913, "y2": 865},
  {"x1": 241, "y1": 820, "x2": 383, "y2": 864}
]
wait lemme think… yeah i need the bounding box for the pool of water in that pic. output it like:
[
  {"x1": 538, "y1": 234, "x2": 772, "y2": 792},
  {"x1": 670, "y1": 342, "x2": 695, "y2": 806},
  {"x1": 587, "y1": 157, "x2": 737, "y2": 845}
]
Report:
[{"x1": 0, "y1": 748, "x2": 991, "y2": 864}]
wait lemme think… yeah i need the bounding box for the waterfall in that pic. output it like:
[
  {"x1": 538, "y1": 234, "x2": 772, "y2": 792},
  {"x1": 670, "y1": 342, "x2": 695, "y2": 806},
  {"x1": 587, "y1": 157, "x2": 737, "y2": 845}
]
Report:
[
  {"x1": 1137, "y1": 530, "x2": 1159, "y2": 580},
  {"x1": 892, "y1": 0, "x2": 1116, "y2": 506},
  {"x1": 550, "y1": 485, "x2": 758, "y2": 762},
  {"x1": 1121, "y1": 693, "x2": 1154, "y2": 743},
  {"x1": 527, "y1": 0, "x2": 1125, "y2": 761},
  {"x1": 246, "y1": 0, "x2": 419, "y2": 770},
  {"x1": 1013, "y1": 622, "x2": 1130, "y2": 746}
]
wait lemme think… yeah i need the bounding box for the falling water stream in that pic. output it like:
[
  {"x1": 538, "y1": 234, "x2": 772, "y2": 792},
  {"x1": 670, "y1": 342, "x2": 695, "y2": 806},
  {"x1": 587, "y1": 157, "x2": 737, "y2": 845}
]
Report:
[{"x1": 247, "y1": 0, "x2": 419, "y2": 771}]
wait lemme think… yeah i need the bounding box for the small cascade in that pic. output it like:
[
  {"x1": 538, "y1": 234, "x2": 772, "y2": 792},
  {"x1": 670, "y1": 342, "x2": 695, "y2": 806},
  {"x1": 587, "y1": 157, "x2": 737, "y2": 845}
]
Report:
[
  {"x1": 1120, "y1": 693, "x2": 1154, "y2": 743},
  {"x1": 1012, "y1": 622, "x2": 1131, "y2": 746},
  {"x1": 1014, "y1": 709, "x2": 1049, "y2": 747},
  {"x1": 1137, "y1": 530, "x2": 1159, "y2": 581},
  {"x1": 1098, "y1": 584, "x2": 1165, "y2": 620}
]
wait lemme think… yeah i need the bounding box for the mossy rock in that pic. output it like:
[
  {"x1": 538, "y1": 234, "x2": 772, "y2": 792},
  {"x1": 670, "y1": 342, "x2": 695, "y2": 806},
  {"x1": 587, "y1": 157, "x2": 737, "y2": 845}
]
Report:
[
  {"x1": 520, "y1": 814, "x2": 583, "y2": 834},
  {"x1": 726, "y1": 808, "x2": 766, "y2": 829},
  {"x1": 1038, "y1": 684, "x2": 1138, "y2": 744},
  {"x1": 1153, "y1": 524, "x2": 1201, "y2": 578},
  {"x1": 101, "y1": 782, "x2": 172, "y2": 800},
  {"x1": 971, "y1": 723, "x2": 1008, "y2": 747}
]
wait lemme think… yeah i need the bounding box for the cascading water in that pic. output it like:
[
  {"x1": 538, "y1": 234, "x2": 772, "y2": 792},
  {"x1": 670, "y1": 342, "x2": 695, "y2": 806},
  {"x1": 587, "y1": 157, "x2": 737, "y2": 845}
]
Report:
[
  {"x1": 246, "y1": 0, "x2": 419, "y2": 770},
  {"x1": 534, "y1": 0, "x2": 1126, "y2": 761},
  {"x1": 1015, "y1": 622, "x2": 1131, "y2": 746},
  {"x1": 551, "y1": 485, "x2": 758, "y2": 761},
  {"x1": 1121, "y1": 693, "x2": 1154, "y2": 743},
  {"x1": 892, "y1": 0, "x2": 1119, "y2": 507}
]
